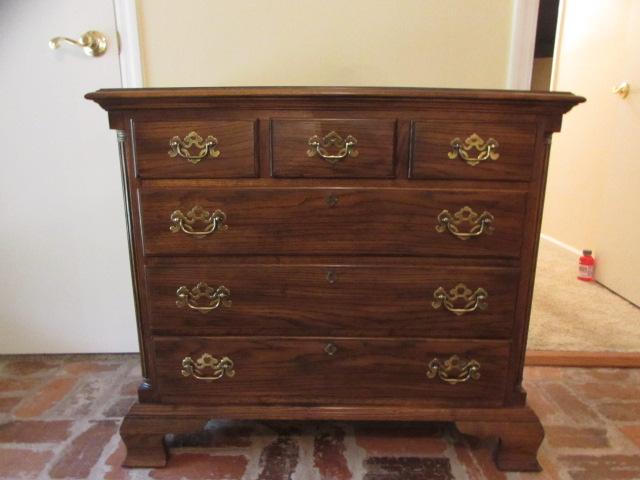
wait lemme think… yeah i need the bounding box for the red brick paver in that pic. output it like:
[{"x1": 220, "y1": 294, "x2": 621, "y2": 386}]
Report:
[
  {"x1": 0, "y1": 448, "x2": 54, "y2": 478},
  {"x1": 0, "y1": 356, "x2": 639, "y2": 480},
  {"x1": 0, "y1": 420, "x2": 73, "y2": 443},
  {"x1": 13, "y1": 377, "x2": 77, "y2": 418}
]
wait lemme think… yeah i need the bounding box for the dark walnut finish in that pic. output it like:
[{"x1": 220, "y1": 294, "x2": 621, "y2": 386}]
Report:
[
  {"x1": 140, "y1": 187, "x2": 527, "y2": 257},
  {"x1": 145, "y1": 261, "x2": 520, "y2": 339},
  {"x1": 86, "y1": 86, "x2": 584, "y2": 471},
  {"x1": 133, "y1": 119, "x2": 257, "y2": 178}
]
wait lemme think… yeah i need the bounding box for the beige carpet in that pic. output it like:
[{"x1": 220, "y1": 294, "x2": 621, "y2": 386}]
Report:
[{"x1": 528, "y1": 239, "x2": 640, "y2": 351}]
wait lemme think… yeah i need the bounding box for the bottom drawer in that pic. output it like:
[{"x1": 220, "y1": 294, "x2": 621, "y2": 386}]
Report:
[{"x1": 153, "y1": 337, "x2": 510, "y2": 407}]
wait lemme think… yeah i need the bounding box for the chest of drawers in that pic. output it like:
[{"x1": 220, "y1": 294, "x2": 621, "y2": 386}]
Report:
[{"x1": 87, "y1": 87, "x2": 583, "y2": 471}]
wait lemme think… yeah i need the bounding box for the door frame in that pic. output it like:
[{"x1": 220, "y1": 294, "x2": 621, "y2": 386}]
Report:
[
  {"x1": 507, "y1": 0, "x2": 540, "y2": 90},
  {"x1": 114, "y1": 0, "x2": 143, "y2": 88}
]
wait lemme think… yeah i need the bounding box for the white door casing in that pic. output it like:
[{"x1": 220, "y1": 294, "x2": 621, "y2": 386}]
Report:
[{"x1": 0, "y1": 0, "x2": 141, "y2": 352}]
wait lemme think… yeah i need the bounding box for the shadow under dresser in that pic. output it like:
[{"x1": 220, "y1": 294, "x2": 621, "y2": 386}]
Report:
[{"x1": 86, "y1": 87, "x2": 584, "y2": 471}]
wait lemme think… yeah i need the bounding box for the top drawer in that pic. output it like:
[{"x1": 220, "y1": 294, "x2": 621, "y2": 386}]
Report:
[
  {"x1": 271, "y1": 119, "x2": 396, "y2": 178},
  {"x1": 133, "y1": 119, "x2": 257, "y2": 178},
  {"x1": 410, "y1": 121, "x2": 538, "y2": 181}
]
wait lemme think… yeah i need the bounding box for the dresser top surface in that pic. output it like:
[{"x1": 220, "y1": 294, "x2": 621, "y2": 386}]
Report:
[{"x1": 86, "y1": 86, "x2": 585, "y2": 112}]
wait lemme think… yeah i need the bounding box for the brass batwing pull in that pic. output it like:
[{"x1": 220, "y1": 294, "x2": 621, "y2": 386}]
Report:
[
  {"x1": 49, "y1": 30, "x2": 107, "y2": 57},
  {"x1": 448, "y1": 133, "x2": 499, "y2": 166},
  {"x1": 181, "y1": 353, "x2": 235, "y2": 381},
  {"x1": 436, "y1": 206, "x2": 494, "y2": 240},
  {"x1": 307, "y1": 131, "x2": 358, "y2": 165},
  {"x1": 169, "y1": 131, "x2": 220, "y2": 164},
  {"x1": 432, "y1": 283, "x2": 488, "y2": 316},
  {"x1": 176, "y1": 283, "x2": 231, "y2": 313},
  {"x1": 170, "y1": 205, "x2": 227, "y2": 236},
  {"x1": 426, "y1": 355, "x2": 481, "y2": 384}
]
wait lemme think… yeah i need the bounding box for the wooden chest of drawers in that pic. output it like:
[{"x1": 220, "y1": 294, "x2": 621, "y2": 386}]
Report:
[{"x1": 87, "y1": 87, "x2": 584, "y2": 471}]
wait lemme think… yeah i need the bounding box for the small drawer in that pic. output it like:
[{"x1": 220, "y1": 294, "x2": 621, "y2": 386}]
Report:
[
  {"x1": 271, "y1": 119, "x2": 396, "y2": 178},
  {"x1": 139, "y1": 187, "x2": 527, "y2": 257},
  {"x1": 410, "y1": 121, "x2": 537, "y2": 181},
  {"x1": 153, "y1": 336, "x2": 510, "y2": 406},
  {"x1": 145, "y1": 261, "x2": 519, "y2": 339},
  {"x1": 132, "y1": 119, "x2": 257, "y2": 178}
]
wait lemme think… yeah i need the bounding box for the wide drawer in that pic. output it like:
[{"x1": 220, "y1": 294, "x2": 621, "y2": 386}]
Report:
[
  {"x1": 153, "y1": 336, "x2": 510, "y2": 406},
  {"x1": 139, "y1": 187, "x2": 527, "y2": 257},
  {"x1": 271, "y1": 119, "x2": 396, "y2": 178},
  {"x1": 145, "y1": 261, "x2": 519, "y2": 339},
  {"x1": 410, "y1": 121, "x2": 537, "y2": 181},
  {"x1": 132, "y1": 119, "x2": 257, "y2": 178}
]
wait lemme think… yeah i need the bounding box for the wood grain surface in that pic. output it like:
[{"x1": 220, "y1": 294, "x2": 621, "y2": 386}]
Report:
[
  {"x1": 133, "y1": 119, "x2": 257, "y2": 178},
  {"x1": 153, "y1": 336, "x2": 510, "y2": 406},
  {"x1": 145, "y1": 260, "x2": 519, "y2": 338},
  {"x1": 271, "y1": 119, "x2": 396, "y2": 178},
  {"x1": 139, "y1": 187, "x2": 527, "y2": 257}
]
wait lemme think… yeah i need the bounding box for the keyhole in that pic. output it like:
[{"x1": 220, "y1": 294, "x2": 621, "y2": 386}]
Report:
[
  {"x1": 326, "y1": 194, "x2": 338, "y2": 207},
  {"x1": 324, "y1": 343, "x2": 338, "y2": 356},
  {"x1": 326, "y1": 270, "x2": 337, "y2": 284}
]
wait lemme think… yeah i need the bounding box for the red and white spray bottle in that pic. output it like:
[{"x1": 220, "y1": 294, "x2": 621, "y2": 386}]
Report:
[{"x1": 577, "y1": 249, "x2": 595, "y2": 282}]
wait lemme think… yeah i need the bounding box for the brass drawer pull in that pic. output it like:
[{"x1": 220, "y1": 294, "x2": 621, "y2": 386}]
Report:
[
  {"x1": 168, "y1": 131, "x2": 220, "y2": 164},
  {"x1": 436, "y1": 206, "x2": 494, "y2": 240},
  {"x1": 307, "y1": 131, "x2": 359, "y2": 165},
  {"x1": 432, "y1": 283, "x2": 488, "y2": 316},
  {"x1": 427, "y1": 355, "x2": 481, "y2": 384},
  {"x1": 448, "y1": 133, "x2": 499, "y2": 166},
  {"x1": 176, "y1": 283, "x2": 231, "y2": 313},
  {"x1": 170, "y1": 205, "x2": 227, "y2": 236},
  {"x1": 181, "y1": 353, "x2": 235, "y2": 381}
]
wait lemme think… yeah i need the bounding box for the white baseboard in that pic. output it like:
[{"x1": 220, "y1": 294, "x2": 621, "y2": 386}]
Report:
[{"x1": 540, "y1": 233, "x2": 582, "y2": 257}]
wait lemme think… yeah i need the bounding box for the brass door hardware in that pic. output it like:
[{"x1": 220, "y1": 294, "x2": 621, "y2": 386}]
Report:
[
  {"x1": 448, "y1": 133, "x2": 499, "y2": 166},
  {"x1": 426, "y1": 355, "x2": 481, "y2": 384},
  {"x1": 176, "y1": 283, "x2": 231, "y2": 313},
  {"x1": 181, "y1": 353, "x2": 235, "y2": 381},
  {"x1": 307, "y1": 131, "x2": 359, "y2": 164},
  {"x1": 436, "y1": 206, "x2": 494, "y2": 240},
  {"x1": 169, "y1": 131, "x2": 220, "y2": 164},
  {"x1": 324, "y1": 342, "x2": 338, "y2": 356},
  {"x1": 432, "y1": 284, "x2": 488, "y2": 316},
  {"x1": 49, "y1": 30, "x2": 107, "y2": 57},
  {"x1": 170, "y1": 206, "x2": 227, "y2": 236},
  {"x1": 612, "y1": 81, "x2": 630, "y2": 99}
]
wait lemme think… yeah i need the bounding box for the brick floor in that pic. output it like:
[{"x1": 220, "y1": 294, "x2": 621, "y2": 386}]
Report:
[{"x1": 0, "y1": 354, "x2": 639, "y2": 479}]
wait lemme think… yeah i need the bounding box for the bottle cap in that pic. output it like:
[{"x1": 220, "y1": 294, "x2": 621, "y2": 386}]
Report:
[{"x1": 583, "y1": 249, "x2": 592, "y2": 256}]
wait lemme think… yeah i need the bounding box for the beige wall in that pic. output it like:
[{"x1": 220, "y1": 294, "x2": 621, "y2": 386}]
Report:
[
  {"x1": 531, "y1": 57, "x2": 553, "y2": 90},
  {"x1": 136, "y1": 0, "x2": 516, "y2": 88}
]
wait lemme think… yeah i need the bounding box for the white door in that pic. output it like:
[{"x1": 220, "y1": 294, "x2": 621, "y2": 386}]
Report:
[
  {"x1": 0, "y1": 0, "x2": 139, "y2": 352},
  {"x1": 592, "y1": 1, "x2": 640, "y2": 305},
  {"x1": 546, "y1": 0, "x2": 640, "y2": 305}
]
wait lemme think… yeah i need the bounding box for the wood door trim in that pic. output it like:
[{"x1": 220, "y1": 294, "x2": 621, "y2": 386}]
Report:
[{"x1": 526, "y1": 350, "x2": 640, "y2": 368}]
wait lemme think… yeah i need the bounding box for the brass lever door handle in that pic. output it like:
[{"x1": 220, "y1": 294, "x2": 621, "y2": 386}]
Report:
[
  {"x1": 49, "y1": 30, "x2": 107, "y2": 57},
  {"x1": 612, "y1": 81, "x2": 630, "y2": 99}
]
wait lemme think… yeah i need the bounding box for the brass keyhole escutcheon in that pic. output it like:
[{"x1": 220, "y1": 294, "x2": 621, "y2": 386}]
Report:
[
  {"x1": 324, "y1": 343, "x2": 338, "y2": 356},
  {"x1": 326, "y1": 270, "x2": 337, "y2": 284},
  {"x1": 326, "y1": 194, "x2": 338, "y2": 207}
]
